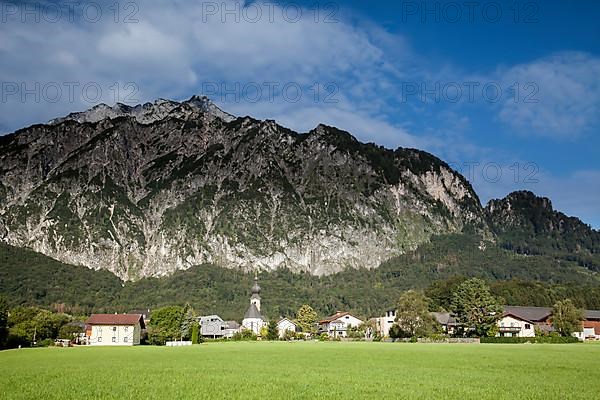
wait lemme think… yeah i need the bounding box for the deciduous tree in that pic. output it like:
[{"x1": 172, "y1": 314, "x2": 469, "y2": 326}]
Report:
[
  {"x1": 552, "y1": 299, "x2": 584, "y2": 336},
  {"x1": 296, "y1": 305, "x2": 317, "y2": 334},
  {"x1": 394, "y1": 290, "x2": 436, "y2": 338}
]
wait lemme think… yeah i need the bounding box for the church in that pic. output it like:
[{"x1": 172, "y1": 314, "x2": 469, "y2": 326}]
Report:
[{"x1": 241, "y1": 276, "x2": 267, "y2": 335}]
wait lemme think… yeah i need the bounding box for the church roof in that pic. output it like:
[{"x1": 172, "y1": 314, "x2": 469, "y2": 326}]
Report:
[{"x1": 243, "y1": 303, "x2": 265, "y2": 320}]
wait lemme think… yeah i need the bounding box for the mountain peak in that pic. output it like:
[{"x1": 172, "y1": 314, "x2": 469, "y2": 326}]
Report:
[{"x1": 47, "y1": 95, "x2": 236, "y2": 126}]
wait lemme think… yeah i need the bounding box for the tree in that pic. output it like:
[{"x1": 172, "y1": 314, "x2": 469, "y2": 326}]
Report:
[
  {"x1": 180, "y1": 303, "x2": 196, "y2": 340},
  {"x1": 394, "y1": 290, "x2": 436, "y2": 338},
  {"x1": 58, "y1": 324, "x2": 84, "y2": 339},
  {"x1": 552, "y1": 299, "x2": 584, "y2": 336},
  {"x1": 451, "y1": 278, "x2": 503, "y2": 337},
  {"x1": 296, "y1": 305, "x2": 317, "y2": 334},
  {"x1": 266, "y1": 320, "x2": 279, "y2": 340},
  {"x1": 0, "y1": 296, "x2": 8, "y2": 348},
  {"x1": 148, "y1": 306, "x2": 184, "y2": 345},
  {"x1": 6, "y1": 307, "x2": 70, "y2": 346},
  {"x1": 191, "y1": 323, "x2": 200, "y2": 344}
]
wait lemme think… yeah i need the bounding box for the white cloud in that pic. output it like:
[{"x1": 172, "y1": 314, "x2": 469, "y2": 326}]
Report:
[{"x1": 497, "y1": 52, "x2": 600, "y2": 138}]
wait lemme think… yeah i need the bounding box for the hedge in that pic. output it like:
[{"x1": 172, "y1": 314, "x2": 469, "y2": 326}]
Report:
[{"x1": 481, "y1": 336, "x2": 580, "y2": 344}]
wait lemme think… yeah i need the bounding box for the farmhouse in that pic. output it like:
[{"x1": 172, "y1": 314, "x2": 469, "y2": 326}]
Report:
[
  {"x1": 276, "y1": 318, "x2": 297, "y2": 338},
  {"x1": 575, "y1": 310, "x2": 600, "y2": 341},
  {"x1": 319, "y1": 312, "x2": 363, "y2": 338},
  {"x1": 86, "y1": 314, "x2": 145, "y2": 346}
]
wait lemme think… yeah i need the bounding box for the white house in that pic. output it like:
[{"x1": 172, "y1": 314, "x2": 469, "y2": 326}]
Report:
[
  {"x1": 85, "y1": 314, "x2": 145, "y2": 346},
  {"x1": 241, "y1": 277, "x2": 267, "y2": 335},
  {"x1": 496, "y1": 313, "x2": 536, "y2": 338},
  {"x1": 375, "y1": 309, "x2": 396, "y2": 337},
  {"x1": 318, "y1": 312, "x2": 363, "y2": 338},
  {"x1": 276, "y1": 318, "x2": 297, "y2": 338}
]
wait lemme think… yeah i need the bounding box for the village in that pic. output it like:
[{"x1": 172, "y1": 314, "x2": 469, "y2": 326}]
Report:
[{"x1": 80, "y1": 277, "x2": 600, "y2": 347}]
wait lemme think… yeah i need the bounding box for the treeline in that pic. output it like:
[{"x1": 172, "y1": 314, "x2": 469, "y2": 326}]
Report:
[
  {"x1": 2, "y1": 234, "x2": 600, "y2": 323},
  {"x1": 0, "y1": 296, "x2": 85, "y2": 349}
]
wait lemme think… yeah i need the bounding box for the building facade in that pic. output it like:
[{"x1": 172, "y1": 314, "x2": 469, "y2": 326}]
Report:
[
  {"x1": 277, "y1": 318, "x2": 297, "y2": 338},
  {"x1": 86, "y1": 314, "x2": 145, "y2": 346},
  {"x1": 497, "y1": 313, "x2": 536, "y2": 337},
  {"x1": 318, "y1": 312, "x2": 363, "y2": 338}
]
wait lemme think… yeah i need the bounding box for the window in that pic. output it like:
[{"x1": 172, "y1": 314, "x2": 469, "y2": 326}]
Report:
[
  {"x1": 112, "y1": 337, "x2": 116, "y2": 343},
  {"x1": 124, "y1": 327, "x2": 129, "y2": 332},
  {"x1": 525, "y1": 324, "x2": 531, "y2": 329},
  {"x1": 98, "y1": 337, "x2": 102, "y2": 342},
  {"x1": 112, "y1": 327, "x2": 117, "y2": 332},
  {"x1": 123, "y1": 337, "x2": 128, "y2": 343}
]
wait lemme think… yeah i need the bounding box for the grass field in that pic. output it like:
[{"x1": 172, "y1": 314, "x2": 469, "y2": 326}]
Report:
[{"x1": 1, "y1": 341, "x2": 599, "y2": 399}]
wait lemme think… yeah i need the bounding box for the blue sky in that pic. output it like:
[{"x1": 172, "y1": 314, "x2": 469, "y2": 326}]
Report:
[{"x1": 1, "y1": 0, "x2": 599, "y2": 227}]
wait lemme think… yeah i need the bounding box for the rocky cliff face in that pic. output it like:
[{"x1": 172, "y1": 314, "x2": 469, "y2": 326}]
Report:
[{"x1": 0, "y1": 97, "x2": 487, "y2": 280}]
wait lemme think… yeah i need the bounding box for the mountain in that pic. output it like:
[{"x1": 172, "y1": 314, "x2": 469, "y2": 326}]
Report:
[
  {"x1": 0, "y1": 97, "x2": 487, "y2": 280},
  {"x1": 486, "y1": 191, "x2": 600, "y2": 271}
]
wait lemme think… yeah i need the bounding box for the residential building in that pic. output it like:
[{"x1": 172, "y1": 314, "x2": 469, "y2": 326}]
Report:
[
  {"x1": 277, "y1": 318, "x2": 297, "y2": 338},
  {"x1": 497, "y1": 313, "x2": 536, "y2": 337},
  {"x1": 502, "y1": 306, "x2": 553, "y2": 334},
  {"x1": 86, "y1": 314, "x2": 145, "y2": 346},
  {"x1": 198, "y1": 315, "x2": 241, "y2": 339},
  {"x1": 374, "y1": 309, "x2": 396, "y2": 337},
  {"x1": 318, "y1": 312, "x2": 363, "y2": 338},
  {"x1": 431, "y1": 312, "x2": 458, "y2": 335},
  {"x1": 199, "y1": 315, "x2": 227, "y2": 338},
  {"x1": 242, "y1": 276, "x2": 267, "y2": 335},
  {"x1": 575, "y1": 310, "x2": 600, "y2": 341},
  {"x1": 222, "y1": 321, "x2": 241, "y2": 338}
]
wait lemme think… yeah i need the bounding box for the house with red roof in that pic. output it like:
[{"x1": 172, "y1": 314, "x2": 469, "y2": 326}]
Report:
[{"x1": 85, "y1": 314, "x2": 145, "y2": 346}]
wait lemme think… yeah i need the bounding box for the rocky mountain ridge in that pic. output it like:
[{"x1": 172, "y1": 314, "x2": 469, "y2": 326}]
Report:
[{"x1": 1, "y1": 97, "x2": 590, "y2": 281}]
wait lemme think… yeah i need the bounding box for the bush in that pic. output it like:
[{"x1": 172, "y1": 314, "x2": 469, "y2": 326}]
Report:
[
  {"x1": 319, "y1": 333, "x2": 329, "y2": 341},
  {"x1": 36, "y1": 338, "x2": 54, "y2": 347},
  {"x1": 232, "y1": 329, "x2": 257, "y2": 341},
  {"x1": 481, "y1": 336, "x2": 579, "y2": 344}
]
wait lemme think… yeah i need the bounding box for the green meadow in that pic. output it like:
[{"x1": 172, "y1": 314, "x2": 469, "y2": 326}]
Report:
[{"x1": 1, "y1": 342, "x2": 599, "y2": 399}]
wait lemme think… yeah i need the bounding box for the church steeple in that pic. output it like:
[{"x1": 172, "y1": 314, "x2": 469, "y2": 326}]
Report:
[{"x1": 250, "y1": 275, "x2": 261, "y2": 311}]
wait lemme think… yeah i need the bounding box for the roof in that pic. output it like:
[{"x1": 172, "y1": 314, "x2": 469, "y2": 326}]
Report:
[
  {"x1": 224, "y1": 321, "x2": 240, "y2": 329},
  {"x1": 277, "y1": 318, "x2": 296, "y2": 326},
  {"x1": 243, "y1": 303, "x2": 265, "y2": 320},
  {"x1": 501, "y1": 312, "x2": 535, "y2": 324},
  {"x1": 66, "y1": 321, "x2": 86, "y2": 329},
  {"x1": 430, "y1": 312, "x2": 457, "y2": 325},
  {"x1": 503, "y1": 306, "x2": 552, "y2": 322},
  {"x1": 86, "y1": 314, "x2": 145, "y2": 329},
  {"x1": 320, "y1": 312, "x2": 354, "y2": 324},
  {"x1": 584, "y1": 310, "x2": 600, "y2": 320},
  {"x1": 199, "y1": 315, "x2": 223, "y2": 321}
]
